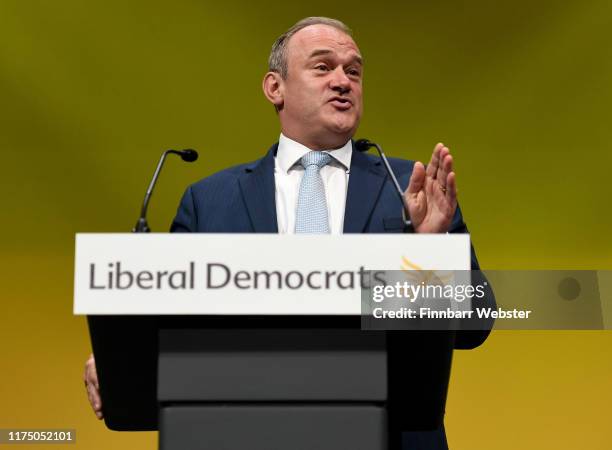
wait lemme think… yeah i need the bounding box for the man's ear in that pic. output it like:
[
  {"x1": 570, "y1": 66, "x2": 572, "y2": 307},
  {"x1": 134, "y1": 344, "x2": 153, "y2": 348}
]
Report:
[{"x1": 262, "y1": 71, "x2": 284, "y2": 110}]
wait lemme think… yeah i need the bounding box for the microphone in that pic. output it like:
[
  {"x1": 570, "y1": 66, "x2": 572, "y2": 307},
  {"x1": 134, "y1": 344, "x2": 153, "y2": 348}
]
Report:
[
  {"x1": 354, "y1": 139, "x2": 414, "y2": 232},
  {"x1": 133, "y1": 149, "x2": 199, "y2": 233},
  {"x1": 178, "y1": 149, "x2": 198, "y2": 162}
]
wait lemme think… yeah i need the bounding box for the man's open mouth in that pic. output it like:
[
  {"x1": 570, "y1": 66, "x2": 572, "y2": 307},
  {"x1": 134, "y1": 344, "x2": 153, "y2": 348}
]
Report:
[{"x1": 329, "y1": 97, "x2": 352, "y2": 110}]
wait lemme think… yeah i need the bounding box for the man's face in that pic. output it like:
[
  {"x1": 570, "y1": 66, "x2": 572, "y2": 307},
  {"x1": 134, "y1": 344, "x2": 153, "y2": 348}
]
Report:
[{"x1": 278, "y1": 24, "x2": 363, "y2": 149}]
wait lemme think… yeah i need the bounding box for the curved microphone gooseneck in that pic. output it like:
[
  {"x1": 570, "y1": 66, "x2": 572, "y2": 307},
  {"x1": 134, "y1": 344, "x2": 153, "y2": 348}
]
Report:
[
  {"x1": 133, "y1": 149, "x2": 199, "y2": 233},
  {"x1": 354, "y1": 139, "x2": 414, "y2": 232}
]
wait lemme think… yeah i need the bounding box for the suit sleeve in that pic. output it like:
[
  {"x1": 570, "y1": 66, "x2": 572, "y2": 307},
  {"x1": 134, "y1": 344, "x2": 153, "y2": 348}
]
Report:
[
  {"x1": 449, "y1": 204, "x2": 496, "y2": 350},
  {"x1": 170, "y1": 185, "x2": 197, "y2": 233}
]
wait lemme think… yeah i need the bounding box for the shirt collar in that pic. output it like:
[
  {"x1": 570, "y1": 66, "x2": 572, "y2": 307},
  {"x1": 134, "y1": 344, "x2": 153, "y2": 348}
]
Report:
[{"x1": 276, "y1": 133, "x2": 352, "y2": 174}]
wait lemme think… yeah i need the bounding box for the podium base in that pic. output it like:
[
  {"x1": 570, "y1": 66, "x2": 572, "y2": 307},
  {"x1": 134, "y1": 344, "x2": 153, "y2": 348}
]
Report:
[{"x1": 159, "y1": 405, "x2": 387, "y2": 450}]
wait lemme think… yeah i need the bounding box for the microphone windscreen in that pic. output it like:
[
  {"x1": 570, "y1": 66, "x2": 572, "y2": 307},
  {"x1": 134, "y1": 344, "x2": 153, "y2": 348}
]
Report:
[
  {"x1": 180, "y1": 149, "x2": 199, "y2": 162},
  {"x1": 354, "y1": 139, "x2": 372, "y2": 152}
]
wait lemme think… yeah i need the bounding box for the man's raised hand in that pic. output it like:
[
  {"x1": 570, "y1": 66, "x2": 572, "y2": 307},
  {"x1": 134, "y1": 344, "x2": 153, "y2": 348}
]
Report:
[{"x1": 404, "y1": 143, "x2": 458, "y2": 233}]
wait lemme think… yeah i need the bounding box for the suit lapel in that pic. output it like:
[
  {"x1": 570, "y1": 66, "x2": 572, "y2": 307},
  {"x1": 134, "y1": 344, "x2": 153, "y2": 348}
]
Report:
[
  {"x1": 343, "y1": 143, "x2": 387, "y2": 233},
  {"x1": 238, "y1": 143, "x2": 278, "y2": 233},
  {"x1": 238, "y1": 141, "x2": 386, "y2": 233}
]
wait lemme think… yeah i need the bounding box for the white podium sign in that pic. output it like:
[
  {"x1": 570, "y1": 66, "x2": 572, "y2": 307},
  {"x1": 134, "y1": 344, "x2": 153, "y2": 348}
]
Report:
[{"x1": 73, "y1": 233, "x2": 470, "y2": 315}]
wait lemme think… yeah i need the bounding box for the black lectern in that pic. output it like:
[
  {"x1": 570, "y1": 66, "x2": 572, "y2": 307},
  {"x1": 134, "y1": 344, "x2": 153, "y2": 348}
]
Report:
[
  {"x1": 88, "y1": 315, "x2": 455, "y2": 450},
  {"x1": 77, "y1": 232, "x2": 476, "y2": 450}
]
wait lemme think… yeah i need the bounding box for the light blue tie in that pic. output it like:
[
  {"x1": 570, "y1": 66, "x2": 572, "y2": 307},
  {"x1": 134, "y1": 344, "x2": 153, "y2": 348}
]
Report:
[{"x1": 295, "y1": 151, "x2": 333, "y2": 234}]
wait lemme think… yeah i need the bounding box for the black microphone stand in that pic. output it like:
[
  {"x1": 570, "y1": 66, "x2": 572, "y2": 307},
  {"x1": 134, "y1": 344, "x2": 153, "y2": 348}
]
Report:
[
  {"x1": 133, "y1": 149, "x2": 198, "y2": 233},
  {"x1": 354, "y1": 139, "x2": 414, "y2": 233}
]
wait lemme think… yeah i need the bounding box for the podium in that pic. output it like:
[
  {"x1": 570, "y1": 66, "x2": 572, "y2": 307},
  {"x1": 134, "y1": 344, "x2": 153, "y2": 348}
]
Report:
[
  {"x1": 76, "y1": 234, "x2": 474, "y2": 450},
  {"x1": 88, "y1": 315, "x2": 458, "y2": 450}
]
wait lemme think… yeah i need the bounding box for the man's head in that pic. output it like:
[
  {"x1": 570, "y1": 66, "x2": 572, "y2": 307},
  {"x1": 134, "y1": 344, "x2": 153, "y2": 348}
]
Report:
[{"x1": 263, "y1": 17, "x2": 363, "y2": 150}]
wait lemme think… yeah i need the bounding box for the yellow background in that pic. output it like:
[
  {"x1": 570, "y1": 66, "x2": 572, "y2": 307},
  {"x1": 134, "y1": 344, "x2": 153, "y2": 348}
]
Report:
[{"x1": 1, "y1": 0, "x2": 611, "y2": 448}]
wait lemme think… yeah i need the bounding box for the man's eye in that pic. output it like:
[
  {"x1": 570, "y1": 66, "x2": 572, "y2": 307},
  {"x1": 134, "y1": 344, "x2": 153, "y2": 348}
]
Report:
[{"x1": 315, "y1": 65, "x2": 329, "y2": 71}]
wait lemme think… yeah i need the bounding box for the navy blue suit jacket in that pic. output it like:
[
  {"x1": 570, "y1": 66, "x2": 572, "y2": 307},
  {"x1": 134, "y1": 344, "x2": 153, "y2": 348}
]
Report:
[
  {"x1": 170, "y1": 141, "x2": 492, "y2": 450},
  {"x1": 170, "y1": 141, "x2": 489, "y2": 348},
  {"x1": 172, "y1": 142, "x2": 472, "y2": 239}
]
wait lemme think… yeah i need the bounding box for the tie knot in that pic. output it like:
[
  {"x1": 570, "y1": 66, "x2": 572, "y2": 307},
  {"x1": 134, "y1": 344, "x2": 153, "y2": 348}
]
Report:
[{"x1": 300, "y1": 151, "x2": 332, "y2": 170}]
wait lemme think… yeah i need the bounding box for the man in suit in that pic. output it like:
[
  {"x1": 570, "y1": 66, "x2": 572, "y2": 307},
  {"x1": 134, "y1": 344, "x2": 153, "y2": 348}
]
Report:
[
  {"x1": 85, "y1": 16, "x2": 489, "y2": 449},
  {"x1": 170, "y1": 17, "x2": 459, "y2": 237}
]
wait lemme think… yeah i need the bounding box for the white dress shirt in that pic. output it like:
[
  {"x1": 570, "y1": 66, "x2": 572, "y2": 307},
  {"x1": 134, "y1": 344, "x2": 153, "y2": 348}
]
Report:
[{"x1": 274, "y1": 133, "x2": 352, "y2": 234}]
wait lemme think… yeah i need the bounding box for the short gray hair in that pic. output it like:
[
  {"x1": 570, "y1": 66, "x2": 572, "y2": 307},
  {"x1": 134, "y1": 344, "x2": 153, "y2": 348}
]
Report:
[{"x1": 268, "y1": 17, "x2": 353, "y2": 79}]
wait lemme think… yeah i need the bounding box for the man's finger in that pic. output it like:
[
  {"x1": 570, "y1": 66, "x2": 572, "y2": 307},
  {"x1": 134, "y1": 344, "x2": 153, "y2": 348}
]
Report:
[
  {"x1": 407, "y1": 162, "x2": 426, "y2": 194},
  {"x1": 438, "y1": 153, "x2": 453, "y2": 190},
  {"x1": 436, "y1": 147, "x2": 450, "y2": 187},
  {"x1": 86, "y1": 383, "x2": 97, "y2": 408},
  {"x1": 87, "y1": 382, "x2": 103, "y2": 414},
  {"x1": 89, "y1": 366, "x2": 99, "y2": 390},
  {"x1": 86, "y1": 383, "x2": 100, "y2": 412},
  {"x1": 85, "y1": 355, "x2": 99, "y2": 389},
  {"x1": 86, "y1": 386, "x2": 94, "y2": 409},
  {"x1": 446, "y1": 172, "x2": 457, "y2": 203},
  {"x1": 426, "y1": 143, "x2": 444, "y2": 178}
]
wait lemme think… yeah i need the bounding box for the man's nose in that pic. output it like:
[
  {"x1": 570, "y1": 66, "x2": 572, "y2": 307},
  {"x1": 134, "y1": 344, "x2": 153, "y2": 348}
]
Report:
[{"x1": 329, "y1": 66, "x2": 351, "y2": 93}]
